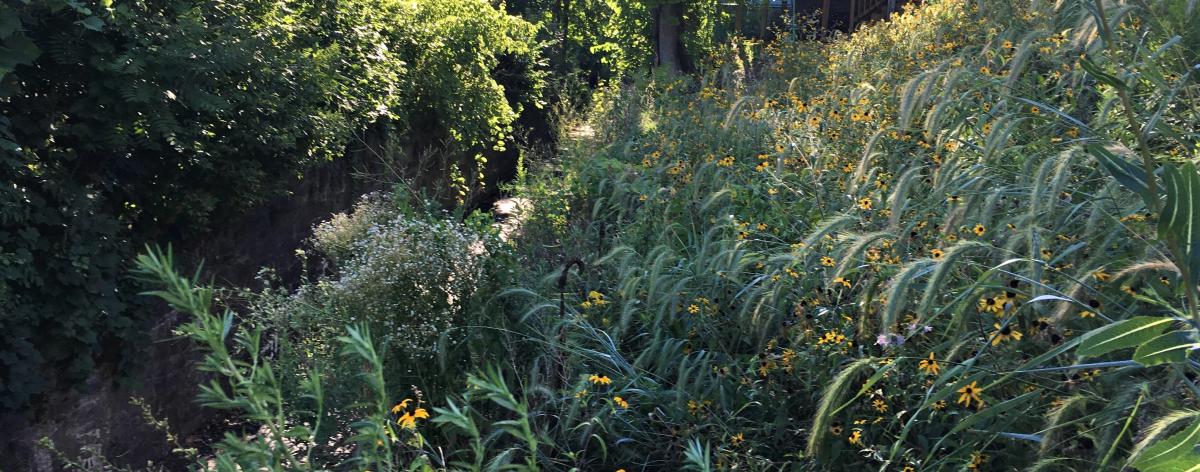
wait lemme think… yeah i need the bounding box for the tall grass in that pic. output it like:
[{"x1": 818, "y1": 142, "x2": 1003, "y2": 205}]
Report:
[{"x1": 110, "y1": 0, "x2": 1200, "y2": 470}]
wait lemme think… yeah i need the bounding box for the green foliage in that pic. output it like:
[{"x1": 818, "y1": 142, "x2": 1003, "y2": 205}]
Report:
[
  {"x1": 133, "y1": 246, "x2": 414, "y2": 471},
  {"x1": 0, "y1": 0, "x2": 541, "y2": 412},
  {"x1": 45, "y1": 0, "x2": 1200, "y2": 469}
]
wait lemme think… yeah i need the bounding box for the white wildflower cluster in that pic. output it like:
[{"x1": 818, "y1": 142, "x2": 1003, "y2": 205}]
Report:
[
  {"x1": 338, "y1": 217, "x2": 486, "y2": 354},
  {"x1": 306, "y1": 197, "x2": 491, "y2": 356},
  {"x1": 312, "y1": 196, "x2": 396, "y2": 263}
]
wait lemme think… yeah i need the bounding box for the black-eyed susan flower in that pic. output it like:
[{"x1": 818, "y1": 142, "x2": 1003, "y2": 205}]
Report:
[
  {"x1": 990, "y1": 323, "x2": 1023, "y2": 345},
  {"x1": 858, "y1": 197, "x2": 873, "y2": 210},
  {"x1": 589, "y1": 374, "x2": 612, "y2": 385},
  {"x1": 820, "y1": 256, "x2": 835, "y2": 267},
  {"x1": 930, "y1": 248, "x2": 945, "y2": 260},
  {"x1": 829, "y1": 422, "x2": 844, "y2": 435},
  {"x1": 1092, "y1": 268, "x2": 1111, "y2": 282},
  {"x1": 848, "y1": 429, "x2": 863, "y2": 446},
  {"x1": 872, "y1": 398, "x2": 888, "y2": 412},
  {"x1": 392, "y1": 399, "x2": 430, "y2": 430},
  {"x1": 587, "y1": 291, "x2": 609, "y2": 306},
  {"x1": 397, "y1": 408, "x2": 430, "y2": 429},
  {"x1": 918, "y1": 352, "x2": 941, "y2": 375},
  {"x1": 977, "y1": 295, "x2": 1005, "y2": 315},
  {"x1": 391, "y1": 398, "x2": 412, "y2": 414},
  {"x1": 957, "y1": 381, "x2": 984, "y2": 408},
  {"x1": 730, "y1": 432, "x2": 744, "y2": 446},
  {"x1": 818, "y1": 331, "x2": 848, "y2": 345},
  {"x1": 968, "y1": 451, "x2": 988, "y2": 470},
  {"x1": 833, "y1": 277, "x2": 851, "y2": 288},
  {"x1": 613, "y1": 396, "x2": 629, "y2": 409},
  {"x1": 972, "y1": 224, "x2": 986, "y2": 236},
  {"x1": 947, "y1": 195, "x2": 963, "y2": 204}
]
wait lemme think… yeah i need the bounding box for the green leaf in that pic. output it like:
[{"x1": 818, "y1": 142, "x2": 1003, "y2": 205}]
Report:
[
  {"x1": 1077, "y1": 317, "x2": 1175, "y2": 357},
  {"x1": 1078, "y1": 57, "x2": 1129, "y2": 91},
  {"x1": 1160, "y1": 163, "x2": 1200, "y2": 283},
  {"x1": 1133, "y1": 330, "x2": 1199, "y2": 366},
  {"x1": 1132, "y1": 420, "x2": 1200, "y2": 471},
  {"x1": 1089, "y1": 144, "x2": 1153, "y2": 208},
  {"x1": 0, "y1": 34, "x2": 39, "y2": 67},
  {"x1": 948, "y1": 391, "x2": 1039, "y2": 436},
  {"x1": 1141, "y1": 452, "x2": 1200, "y2": 472},
  {"x1": 80, "y1": 16, "x2": 104, "y2": 32},
  {"x1": 0, "y1": 11, "x2": 20, "y2": 38}
]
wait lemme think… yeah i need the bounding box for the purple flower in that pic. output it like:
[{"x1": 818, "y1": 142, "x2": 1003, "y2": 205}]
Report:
[{"x1": 876, "y1": 333, "x2": 906, "y2": 348}]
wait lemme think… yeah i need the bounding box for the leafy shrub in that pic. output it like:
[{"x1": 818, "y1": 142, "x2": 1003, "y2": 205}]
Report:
[
  {"x1": 308, "y1": 197, "x2": 491, "y2": 356},
  {"x1": 0, "y1": 0, "x2": 541, "y2": 412}
]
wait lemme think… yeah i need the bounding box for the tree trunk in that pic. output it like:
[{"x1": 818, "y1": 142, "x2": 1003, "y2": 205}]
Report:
[
  {"x1": 734, "y1": 0, "x2": 744, "y2": 36},
  {"x1": 821, "y1": 0, "x2": 830, "y2": 30},
  {"x1": 758, "y1": 0, "x2": 770, "y2": 39},
  {"x1": 656, "y1": 2, "x2": 685, "y2": 73}
]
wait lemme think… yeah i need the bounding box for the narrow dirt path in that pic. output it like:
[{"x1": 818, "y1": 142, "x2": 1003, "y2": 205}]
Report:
[{"x1": 492, "y1": 196, "x2": 531, "y2": 242}]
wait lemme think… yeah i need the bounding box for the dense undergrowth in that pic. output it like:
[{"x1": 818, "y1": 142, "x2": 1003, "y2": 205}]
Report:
[
  {"x1": 0, "y1": 0, "x2": 542, "y2": 412},
  {"x1": 126, "y1": 0, "x2": 1200, "y2": 470}
]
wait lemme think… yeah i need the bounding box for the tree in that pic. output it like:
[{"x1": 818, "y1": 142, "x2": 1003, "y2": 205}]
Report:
[{"x1": 650, "y1": 0, "x2": 689, "y2": 73}]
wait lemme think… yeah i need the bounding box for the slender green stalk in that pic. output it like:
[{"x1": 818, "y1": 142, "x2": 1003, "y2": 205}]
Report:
[
  {"x1": 1093, "y1": 0, "x2": 1200, "y2": 329},
  {"x1": 1093, "y1": 0, "x2": 1159, "y2": 215},
  {"x1": 1097, "y1": 388, "x2": 1144, "y2": 471}
]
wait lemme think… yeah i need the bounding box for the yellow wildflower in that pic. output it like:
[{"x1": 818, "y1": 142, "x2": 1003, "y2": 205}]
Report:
[
  {"x1": 990, "y1": 323, "x2": 1023, "y2": 346},
  {"x1": 956, "y1": 381, "x2": 984, "y2": 408},
  {"x1": 918, "y1": 352, "x2": 941, "y2": 376},
  {"x1": 848, "y1": 429, "x2": 863, "y2": 446}
]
